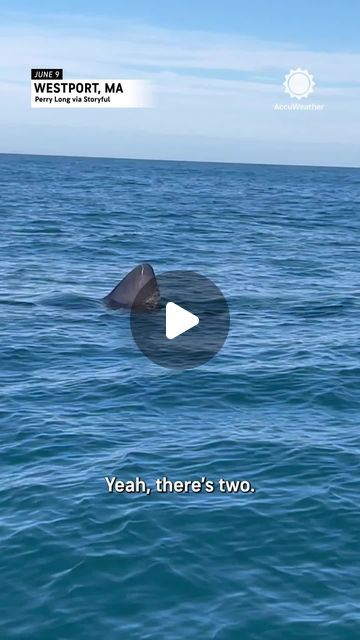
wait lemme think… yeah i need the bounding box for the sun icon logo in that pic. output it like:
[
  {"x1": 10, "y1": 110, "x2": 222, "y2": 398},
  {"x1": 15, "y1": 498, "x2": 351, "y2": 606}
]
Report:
[{"x1": 283, "y1": 68, "x2": 315, "y2": 100}]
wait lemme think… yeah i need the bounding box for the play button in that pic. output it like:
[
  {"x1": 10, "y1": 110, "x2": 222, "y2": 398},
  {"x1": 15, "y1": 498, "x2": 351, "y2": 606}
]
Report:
[
  {"x1": 130, "y1": 270, "x2": 230, "y2": 370},
  {"x1": 166, "y1": 302, "x2": 199, "y2": 340}
]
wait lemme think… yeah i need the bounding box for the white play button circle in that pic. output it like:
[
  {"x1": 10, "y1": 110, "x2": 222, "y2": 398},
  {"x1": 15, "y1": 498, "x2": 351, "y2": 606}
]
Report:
[
  {"x1": 166, "y1": 302, "x2": 199, "y2": 340},
  {"x1": 130, "y1": 270, "x2": 229, "y2": 369}
]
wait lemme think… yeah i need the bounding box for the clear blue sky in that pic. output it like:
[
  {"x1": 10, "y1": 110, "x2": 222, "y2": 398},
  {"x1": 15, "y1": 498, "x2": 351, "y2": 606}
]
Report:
[{"x1": 1, "y1": 1, "x2": 360, "y2": 165}]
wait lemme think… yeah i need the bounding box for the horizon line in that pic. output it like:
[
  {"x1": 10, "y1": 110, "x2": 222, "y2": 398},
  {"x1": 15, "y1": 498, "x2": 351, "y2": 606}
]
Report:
[{"x1": 0, "y1": 151, "x2": 359, "y2": 171}]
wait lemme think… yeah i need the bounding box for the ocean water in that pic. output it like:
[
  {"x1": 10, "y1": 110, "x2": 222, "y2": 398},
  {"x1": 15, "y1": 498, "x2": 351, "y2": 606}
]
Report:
[{"x1": 0, "y1": 153, "x2": 359, "y2": 640}]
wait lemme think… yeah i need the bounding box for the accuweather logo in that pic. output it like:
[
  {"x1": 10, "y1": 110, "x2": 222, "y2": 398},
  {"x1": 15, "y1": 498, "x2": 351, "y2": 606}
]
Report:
[
  {"x1": 274, "y1": 68, "x2": 324, "y2": 111},
  {"x1": 283, "y1": 68, "x2": 315, "y2": 100}
]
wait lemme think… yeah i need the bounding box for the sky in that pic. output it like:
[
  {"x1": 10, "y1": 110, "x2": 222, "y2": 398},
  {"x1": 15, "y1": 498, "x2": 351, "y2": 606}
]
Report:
[{"x1": 1, "y1": 0, "x2": 360, "y2": 166}]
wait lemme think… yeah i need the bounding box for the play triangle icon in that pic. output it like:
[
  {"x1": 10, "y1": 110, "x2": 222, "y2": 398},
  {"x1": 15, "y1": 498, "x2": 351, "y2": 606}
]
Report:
[{"x1": 166, "y1": 302, "x2": 199, "y2": 340}]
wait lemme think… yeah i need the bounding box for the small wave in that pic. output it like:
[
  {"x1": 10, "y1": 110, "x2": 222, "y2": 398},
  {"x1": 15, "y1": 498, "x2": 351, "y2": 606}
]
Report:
[
  {"x1": 38, "y1": 293, "x2": 99, "y2": 310},
  {"x1": 0, "y1": 298, "x2": 35, "y2": 307}
]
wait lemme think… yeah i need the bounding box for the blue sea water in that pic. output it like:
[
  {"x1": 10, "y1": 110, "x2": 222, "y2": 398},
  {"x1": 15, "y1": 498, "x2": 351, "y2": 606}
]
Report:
[{"x1": 0, "y1": 153, "x2": 359, "y2": 640}]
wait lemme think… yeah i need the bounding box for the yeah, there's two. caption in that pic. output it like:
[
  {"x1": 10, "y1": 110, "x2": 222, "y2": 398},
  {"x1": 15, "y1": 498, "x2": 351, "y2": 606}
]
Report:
[{"x1": 104, "y1": 476, "x2": 256, "y2": 495}]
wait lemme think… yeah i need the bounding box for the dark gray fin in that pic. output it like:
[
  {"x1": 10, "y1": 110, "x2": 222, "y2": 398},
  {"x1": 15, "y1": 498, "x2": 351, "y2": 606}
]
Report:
[{"x1": 103, "y1": 263, "x2": 160, "y2": 310}]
